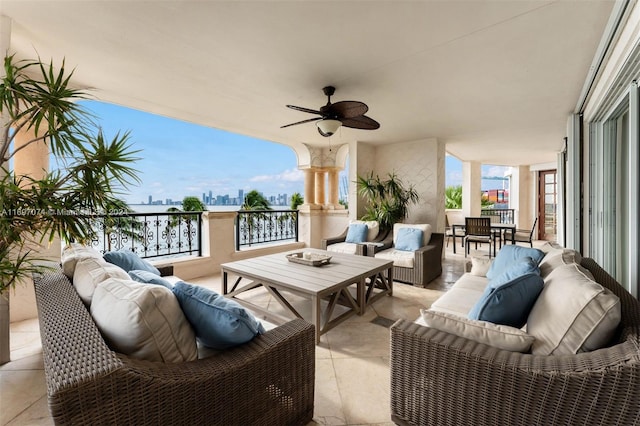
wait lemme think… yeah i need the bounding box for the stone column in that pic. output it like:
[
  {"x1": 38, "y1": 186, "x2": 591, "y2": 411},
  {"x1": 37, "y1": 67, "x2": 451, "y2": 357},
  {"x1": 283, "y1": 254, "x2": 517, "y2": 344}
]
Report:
[
  {"x1": 462, "y1": 161, "x2": 482, "y2": 217},
  {"x1": 327, "y1": 169, "x2": 340, "y2": 207},
  {"x1": 13, "y1": 126, "x2": 49, "y2": 180},
  {"x1": 315, "y1": 169, "x2": 326, "y2": 205},
  {"x1": 303, "y1": 168, "x2": 316, "y2": 208}
]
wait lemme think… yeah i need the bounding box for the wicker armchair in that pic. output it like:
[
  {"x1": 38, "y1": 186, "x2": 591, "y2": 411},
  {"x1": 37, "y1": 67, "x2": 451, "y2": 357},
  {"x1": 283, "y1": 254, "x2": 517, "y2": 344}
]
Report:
[
  {"x1": 390, "y1": 257, "x2": 640, "y2": 426},
  {"x1": 33, "y1": 266, "x2": 315, "y2": 425},
  {"x1": 372, "y1": 231, "x2": 444, "y2": 286}
]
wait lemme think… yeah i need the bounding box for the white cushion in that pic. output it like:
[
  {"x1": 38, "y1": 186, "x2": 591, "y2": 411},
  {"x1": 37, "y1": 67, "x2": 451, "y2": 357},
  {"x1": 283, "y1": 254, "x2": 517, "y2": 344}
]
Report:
[
  {"x1": 73, "y1": 257, "x2": 130, "y2": 306},
  {"x1": 430, "y1": 273, "x2": 488, "y2": 316},
  {"x1": 527, "y1": 263, "x2": 621, "y2": 355},
  {"x1": 538, "y1": 247, "x2": 582, "y2": 278},
  {"x1": 326, "y1": 242, "x2": 360, "y2": 254},
  {"x1": 418, "y1": 309, "x2": 535, "y2": 353},
  {"x1": 350, "y1": 220, "x2": 380, "y2": 241},
  {"x1": 470, "y1": 257, "x2": 493, "y2": 277},
  {"x1": 393, "y1": 223, "x2": 432, "y2": 247},
  {"x1": 61, "y1": 243, "x2": 103, "y2": 278},
  {"x1": 91, "y1": 278, "x2": 198, "y2": 363},
  {"x1": 374, "y1": 248, "x2": 414, "y2": 268}
]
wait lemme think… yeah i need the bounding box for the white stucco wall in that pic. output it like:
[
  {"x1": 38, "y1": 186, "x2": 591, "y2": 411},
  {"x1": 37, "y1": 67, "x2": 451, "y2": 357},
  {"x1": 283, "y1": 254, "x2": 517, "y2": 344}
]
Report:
[{"x1": 372, "y1": 138, "x2": 446, "y2": 232}]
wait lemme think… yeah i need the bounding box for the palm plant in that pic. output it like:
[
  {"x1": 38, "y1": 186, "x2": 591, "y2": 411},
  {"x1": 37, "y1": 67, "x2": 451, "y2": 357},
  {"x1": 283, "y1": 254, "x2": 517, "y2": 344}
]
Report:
[
  {"x1": 241, "y1": 190, "x2": 271, "y2": 210},
  {"x1": 445, "y1": 185, "x2": 462, "y2": 209},
  {"x1": 290, "y1": 192, "x2": 304, "y2": 210},
  {"x1": 356, "y1": 172, "x2": 419, "y2": 231},
  {"x1": 166, "y1": 196, "x2": 205, "y2": 250},
  {"x1": 0, "y1": 55, "x2": 139, "y2": 363}
]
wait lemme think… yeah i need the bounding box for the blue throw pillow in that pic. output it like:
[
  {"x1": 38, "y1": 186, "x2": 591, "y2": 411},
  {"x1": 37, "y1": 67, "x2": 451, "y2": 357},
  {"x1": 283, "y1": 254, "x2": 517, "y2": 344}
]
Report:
[
  {"x1": 486, "y1": 245, "x2": 545, "y2": 280},
  {"x1": 345, "y1": 223, "x2": 369, "y2": 243},
  {"x1": 468, "y1": 273, "x2": 544, "y2": 328},
  {"x1": 104, "y1": 250, "x2": 160, "y2": 275},
  {"x1": 172, "y1": 281, "x2": 265, "y2": 349},
  {"x1": 395, "y1": 227, "x2": 424, "y2": 251},
  {"x1": 488, "y1": 257, "x2": 540, "y2": 288},
  {"x1": 128, "y1": 269, "x2": 173, "y2": 289}
]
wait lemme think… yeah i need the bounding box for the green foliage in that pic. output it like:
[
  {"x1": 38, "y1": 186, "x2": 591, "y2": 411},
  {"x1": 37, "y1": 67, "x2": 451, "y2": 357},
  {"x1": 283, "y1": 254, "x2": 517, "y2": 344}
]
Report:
[
  {"x1": 290, "y1": 192, "x2": 304, "y2": 210},
  {"x1": 445, "y1": 185, "x2": 494, "y2": 209},
  {"x1": 356, "y1": 171, "x2": 419, "y2": 231},
  {"x1": 181, "y1": 196, "x2": 206, "y2": 211},
  {"x1": 445, "y1": 185, "x2": 462, "y2": 209},
  {"x1": 242, "y1": 190, "x2": 271, "y2": 210},
  {"x1": 0, "y1": 55, "x2": 140, "y2": 293}
]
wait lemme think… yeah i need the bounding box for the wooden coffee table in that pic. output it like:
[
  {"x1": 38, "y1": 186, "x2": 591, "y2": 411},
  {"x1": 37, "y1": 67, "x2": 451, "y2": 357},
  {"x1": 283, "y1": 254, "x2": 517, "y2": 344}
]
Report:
[{"x1": 221, "y1": 248, "x2": 393, "y2": 343}]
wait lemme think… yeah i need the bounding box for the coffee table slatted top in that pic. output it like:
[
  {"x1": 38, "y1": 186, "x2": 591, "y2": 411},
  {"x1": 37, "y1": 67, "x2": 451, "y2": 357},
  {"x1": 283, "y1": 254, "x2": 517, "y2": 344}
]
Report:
[{"x1": 222, "y1": 248, "x2": 392, "y2": 295}]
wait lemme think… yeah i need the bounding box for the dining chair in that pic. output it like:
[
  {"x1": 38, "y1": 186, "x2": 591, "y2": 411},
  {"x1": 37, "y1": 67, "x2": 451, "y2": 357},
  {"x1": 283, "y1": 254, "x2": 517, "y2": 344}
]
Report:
[
  {"x1": 464, "y1": 217, "x2": 494, "y2": 257},
  {"x1": 503, "y1": 217, "x2": 538, "y2": 247}
]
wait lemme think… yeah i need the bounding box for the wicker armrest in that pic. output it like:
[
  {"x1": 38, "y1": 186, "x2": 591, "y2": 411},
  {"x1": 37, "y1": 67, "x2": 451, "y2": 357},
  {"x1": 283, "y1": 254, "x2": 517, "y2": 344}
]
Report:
[
  {"x1": 366, "y1": 232, "x2": 394, "y2": 256},
  {"x1": 413, "y1": 232, "x2": 444, "y2": 285},
  {"x1": 155, "y1": 264, "x2": 174, "y2": 276},
  {"x1": 321, "y1": 228, "x2": 349, "y2": 249}
]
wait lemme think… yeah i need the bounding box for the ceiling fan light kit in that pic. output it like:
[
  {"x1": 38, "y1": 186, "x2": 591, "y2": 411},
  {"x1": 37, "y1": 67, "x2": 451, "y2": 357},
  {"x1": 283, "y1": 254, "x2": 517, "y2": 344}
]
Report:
[
  {"x1": 281, "y1": 86, "x2": 380, "y2": 137},
  {"x1": 317, "y1": 119, "x2": 342, "y2": 136}
]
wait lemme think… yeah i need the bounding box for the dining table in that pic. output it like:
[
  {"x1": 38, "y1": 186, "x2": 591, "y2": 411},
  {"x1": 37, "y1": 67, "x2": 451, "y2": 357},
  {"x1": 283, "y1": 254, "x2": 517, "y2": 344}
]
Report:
[{"x1": 450, "y1": 222, "x2": 517, "y2": 254}]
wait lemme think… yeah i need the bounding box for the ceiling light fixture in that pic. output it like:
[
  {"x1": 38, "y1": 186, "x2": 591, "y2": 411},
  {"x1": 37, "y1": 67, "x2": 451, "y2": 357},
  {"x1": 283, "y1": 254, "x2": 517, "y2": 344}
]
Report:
[{"x1": 316, "y1": 119, "x2": 342, "y2": 137}]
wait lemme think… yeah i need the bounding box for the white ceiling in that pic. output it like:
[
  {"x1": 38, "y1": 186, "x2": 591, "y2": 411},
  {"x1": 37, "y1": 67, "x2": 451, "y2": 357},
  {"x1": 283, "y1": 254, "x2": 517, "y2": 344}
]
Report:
[{"x1": 2, "y1": 1, "x2": 614, "y2": 166}]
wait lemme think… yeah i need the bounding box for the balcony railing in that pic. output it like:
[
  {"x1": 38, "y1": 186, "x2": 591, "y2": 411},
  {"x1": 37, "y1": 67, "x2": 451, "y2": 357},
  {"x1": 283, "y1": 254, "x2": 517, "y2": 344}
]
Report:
[
  {"x1": 236, "y1": 209, "x2": 299, "y2": 250},
  {"x1": 481, "y1": 208, "x2": 515, "y2": 223},
  {"x1": 85, "y1": 212, "x2": 202, "y2": 259}
]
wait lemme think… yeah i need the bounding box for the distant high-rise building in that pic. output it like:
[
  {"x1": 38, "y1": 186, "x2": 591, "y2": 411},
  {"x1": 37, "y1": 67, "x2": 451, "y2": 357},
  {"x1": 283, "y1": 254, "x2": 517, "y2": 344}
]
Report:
[
  {"x1": 202, "y1": 193, "x2": 206, "y2": 204},
  {"x1": 148, "y1": 195, "x2": 152, "y2": 204},
  {"x1": 238, "y1": 189, "x2": 244, "y2": 205},
  {"x1": 209, "y1": 191, "x2": 213, "y2": 205}
]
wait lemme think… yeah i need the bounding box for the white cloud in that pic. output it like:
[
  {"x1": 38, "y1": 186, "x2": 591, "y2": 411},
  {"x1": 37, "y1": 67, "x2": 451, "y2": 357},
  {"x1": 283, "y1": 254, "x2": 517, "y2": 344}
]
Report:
[
  {"x1": 484, "y1": 165, "x2": 509, "y2": 178},
  {"x1": 250, "y1": 168, "x2": 303, "y2": 183}
]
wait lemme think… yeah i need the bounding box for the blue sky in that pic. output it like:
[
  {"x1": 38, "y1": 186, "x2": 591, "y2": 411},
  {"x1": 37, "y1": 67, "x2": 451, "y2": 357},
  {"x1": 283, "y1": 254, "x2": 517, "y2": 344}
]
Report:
[
  {"x1": 78, "y1": 101, "x2": 508, "y2": 204},
  {"x1": 81, "y1": 101, "x2": 305, "y2": 204}
]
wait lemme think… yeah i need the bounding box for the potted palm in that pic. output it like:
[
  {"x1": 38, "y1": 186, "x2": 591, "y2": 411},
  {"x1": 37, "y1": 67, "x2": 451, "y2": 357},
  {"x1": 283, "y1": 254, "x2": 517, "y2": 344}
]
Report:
[
  {"x1": 0, "y1": 55, "x2": 140, "y2": 364},
  {"x1": 356, "y1": 171, "x2": 419, "y2": 232}
]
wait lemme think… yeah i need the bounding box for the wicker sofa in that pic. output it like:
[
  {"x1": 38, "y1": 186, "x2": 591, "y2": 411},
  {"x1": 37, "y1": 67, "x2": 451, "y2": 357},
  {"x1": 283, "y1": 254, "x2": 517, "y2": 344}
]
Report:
[
  {"x1": 389, "y1": 255, "x2": 640, "y2": 425},
  {"x1": 33, "y1": 265, "x2": 315, "y2": 425}
]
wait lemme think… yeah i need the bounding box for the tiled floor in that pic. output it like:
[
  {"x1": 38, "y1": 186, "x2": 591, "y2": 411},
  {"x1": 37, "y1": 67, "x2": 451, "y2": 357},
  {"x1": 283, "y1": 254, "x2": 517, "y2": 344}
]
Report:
[{"x1": 0, "y1": 241, "x2": 473, "y2": 426}]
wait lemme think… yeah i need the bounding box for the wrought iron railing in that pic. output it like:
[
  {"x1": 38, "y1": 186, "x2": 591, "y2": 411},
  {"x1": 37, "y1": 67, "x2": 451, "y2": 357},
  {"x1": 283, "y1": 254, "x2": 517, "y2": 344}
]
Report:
[
  {"x1": 236, "y1": 209, "x2": 299, "y2": 250},
  {"x1": 85, "y1": 212, "x2": 202, "y2": 259},
  {"x1": 481, "y1": 208, "x2": 515, "y2": 224}
]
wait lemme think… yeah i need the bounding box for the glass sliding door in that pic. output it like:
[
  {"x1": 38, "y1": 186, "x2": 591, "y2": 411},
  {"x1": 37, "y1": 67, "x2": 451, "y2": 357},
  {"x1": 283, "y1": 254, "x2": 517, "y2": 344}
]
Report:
[{"x1": 589, "y1": 89, "x2": 637, "y2": 295}]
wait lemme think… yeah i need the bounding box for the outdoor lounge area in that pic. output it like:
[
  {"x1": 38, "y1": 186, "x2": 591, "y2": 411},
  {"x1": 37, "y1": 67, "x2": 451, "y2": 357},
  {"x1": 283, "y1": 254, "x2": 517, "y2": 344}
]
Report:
[
  {"x1": 5, "y1": 1, "x2": 640, "y2": 425},
  {"x1": 2, "y1": 241, "x2": 466, "y2": 425}
]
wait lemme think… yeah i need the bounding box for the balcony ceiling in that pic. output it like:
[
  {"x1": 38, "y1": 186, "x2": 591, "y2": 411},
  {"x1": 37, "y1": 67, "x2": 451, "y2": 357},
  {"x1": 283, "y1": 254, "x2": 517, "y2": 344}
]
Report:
[{"x1": 3, "y1": 1, "x2": 613, "y2": 166}]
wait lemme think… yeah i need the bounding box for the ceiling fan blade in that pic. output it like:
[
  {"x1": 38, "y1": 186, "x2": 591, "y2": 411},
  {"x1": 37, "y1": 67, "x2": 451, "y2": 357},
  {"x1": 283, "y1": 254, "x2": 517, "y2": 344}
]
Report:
[
  {"x1": 286, "y1": 104, "x2": 324, "y2": 115},
  {"x1": 341, "y1": 115, "x2": 380, "y2": 130},
  {"x1": 329, "y1": 101, "x2": 368, "y2": 119},
  {"x1": 280, "y1": 117, "x2": 323, "y2": 128}
]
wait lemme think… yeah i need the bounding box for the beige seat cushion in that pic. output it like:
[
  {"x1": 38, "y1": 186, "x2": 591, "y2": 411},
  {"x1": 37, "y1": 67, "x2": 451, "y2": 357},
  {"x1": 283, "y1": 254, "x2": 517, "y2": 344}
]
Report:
[
  {"x1": 430, "y1": 273, "x2": 488, "y2": 316},
  {"x1": 91, "y1": 278, "x2": 198, "y2": 363},
  {"x1": 326, "y1": 242, "x2": 360, "y2": 254},
  {"x1": 61, "y1": 243, "x2": 103, "y2": 278},
  {"x1": 375, "y1": 249, "x2": 414, "y2": 268},
  {"x1": 527, "y1": 263, "x2": 621, "y2": 355},
  {"x1": 393, "y1": 223, "x2": 432, "y2": 246},
  {"x1": 73, "y1": 257, "x2": 130, "y2": 306},
  {"x1": 418, "y1": 309, "x2": 535, "y2": 353}
]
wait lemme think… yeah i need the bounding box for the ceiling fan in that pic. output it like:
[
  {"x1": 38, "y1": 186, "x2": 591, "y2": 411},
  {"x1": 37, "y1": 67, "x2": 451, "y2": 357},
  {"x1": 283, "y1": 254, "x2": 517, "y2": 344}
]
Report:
[{"x1": 281, "y1": 86, "x2": 380, "y2": 137}]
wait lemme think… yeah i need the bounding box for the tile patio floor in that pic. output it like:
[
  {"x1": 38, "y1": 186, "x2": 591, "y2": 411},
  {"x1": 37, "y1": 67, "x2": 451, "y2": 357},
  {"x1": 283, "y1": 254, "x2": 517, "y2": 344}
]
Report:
[{"x1": 0, "y1": 239, "x2": 477, "y2": 426}]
